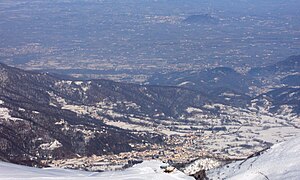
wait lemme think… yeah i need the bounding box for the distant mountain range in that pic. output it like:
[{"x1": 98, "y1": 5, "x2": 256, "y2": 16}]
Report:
[
  {"x1": 0, "y1": 55, "x2": 299, "y2": 169},
  {"x1": 148, "y1": 55, "x2": 300, "y2": 101},
  {"x1": 148, "y1": 66, "x2": 257, "y2": 95},
  {"x1": 248, "y1": 55, "x2": 300, "y2": 77}
]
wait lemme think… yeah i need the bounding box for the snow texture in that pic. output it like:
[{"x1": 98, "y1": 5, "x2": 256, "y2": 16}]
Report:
[
  {"x1": 0, "y1": 160, "x2": 193, "y2": 180},
  {"x1": 208, "y1": 136, "x2": 300, "y2": 180}
]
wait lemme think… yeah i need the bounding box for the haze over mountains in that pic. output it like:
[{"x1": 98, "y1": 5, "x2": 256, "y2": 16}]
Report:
[
  {"x1": 0, "y1": 0, "x2": 299, "y2": 179},
  {"x1": 0, "y1": 0, "x2": 300, "y2": 82}
]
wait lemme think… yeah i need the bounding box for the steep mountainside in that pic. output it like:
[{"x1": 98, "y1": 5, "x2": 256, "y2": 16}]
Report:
[
  {"x1": 281, "y1": 75, "x2": 300, "y2": 86},
  {"x1": 0, "y1": 64, "x2": 145, "y2": 166},
  {"x1": 248, "y1": 55, "x2": 300, "y2": 77},
  {"x1": 207, "y1": 136, "x2": 300, "y2": 180},
  {"x1": 147, "y1": 67, "x2": 257, "y2": 95},
  {"x1": 252, "y1": 87, "x2": 300, "y2": 114},
  {"x1": 147, "y1": 55, "x2": 300, "y2": 98}
]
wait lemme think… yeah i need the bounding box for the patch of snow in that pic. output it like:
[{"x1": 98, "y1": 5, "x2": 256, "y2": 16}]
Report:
[
  {"x1": 220, "y1": 92, "x2": 241, "y2": 97},
  {"x1": 81, "y1": 86, "x2": 89, "y2": 92},
  {"x1": 18, "y1": 107, "x2": 25, "y2": 112},
  {"x1": 202, "y1": 104, "x2": 215, "y2": 110},
  {"x1": 183, "y1": 158, "x2": 222, "y2": 175},
  {"x1": 178, "y1": 81, "x2": 195, "y2": 86},
  {"x1": 277, "y1": 105, "x2": 294, "y2": 115},
  {"x1": 288, "y1": 92, "x2": 297, "y2": 97},
  {"x1": 0, "y1": 107, "x2": 23, "y2": 121},
  {"x1": 186, "y1": 107, "x2": 203, "y2": 113},
  {"x1": 49, "y1": 102, "x2": 57, "y2": 107},
  {"x1": 61, "y1": 80, "x2": 72, "y2": 85},
  {"x1": 47, "y1": 91, "x2": 67, "y2": 106},
  {"x1": 62, "y1": 105, "x2": 88, "y2": 114},
  {"x1": 74, "y1": 81, "x2": 83, "y2": 85},
  {"x1": 40, "y1": 140, "x2": 62, "y2": 151},
  {"x1": 55, "y1": 119, "x2": 65, "y2": 125}
]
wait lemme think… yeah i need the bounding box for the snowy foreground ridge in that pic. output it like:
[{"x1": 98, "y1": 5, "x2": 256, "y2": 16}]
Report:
[
  {"x1": 1, "y1": 137, "x2": 299, "y2": 180},
  {"x1": 208, "y1": 136, "x2": 300, "y2": 180},
  {"x1": 0, "y1": 160, "x2": 193, "y2": 180}
]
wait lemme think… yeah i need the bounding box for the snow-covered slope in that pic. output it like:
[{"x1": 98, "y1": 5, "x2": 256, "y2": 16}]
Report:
[
  {"x1": 208, "y1": 136, "x2": 300, "y2": 180},
  {"x1": 0, "y1": 160, "x2": 193, "y2": 180}
]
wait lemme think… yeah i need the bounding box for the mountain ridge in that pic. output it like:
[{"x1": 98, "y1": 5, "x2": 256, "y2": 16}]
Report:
[{"x1": 0, "y1": 56, "x2": 299, "y2": 171}]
